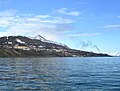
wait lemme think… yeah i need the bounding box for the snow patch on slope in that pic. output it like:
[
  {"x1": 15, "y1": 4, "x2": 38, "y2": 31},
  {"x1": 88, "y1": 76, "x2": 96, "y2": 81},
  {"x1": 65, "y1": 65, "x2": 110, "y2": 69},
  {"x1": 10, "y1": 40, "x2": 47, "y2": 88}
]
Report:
[
  {"x1": 32, "y1": 35, "x2": 68, "y2": 47},
  {"x1": 16, "y1": 38, "x2": 25, "y2": 44},
  {"x1": 34, "y1": 35, "x2": 47, "y2": 42}
]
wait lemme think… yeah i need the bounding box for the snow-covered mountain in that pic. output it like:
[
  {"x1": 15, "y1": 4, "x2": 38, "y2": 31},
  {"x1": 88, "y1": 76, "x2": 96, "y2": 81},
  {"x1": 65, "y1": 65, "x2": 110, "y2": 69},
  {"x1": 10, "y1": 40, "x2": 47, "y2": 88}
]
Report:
[
  {"x1": 0, "y1": 35, "x2": 69, "y2": 50},
  {"x1": 0, "y1": 35, "x2": 110, "y2": 57},
  {"x1": 109, "y1": 52, "x2": 120, "y2": 56},
  {"x1": 32, "y1": 35, "x2": 68, "y2": 47},
  {"x1": 33, "y1": 35, "x2": 47, "y2": 42}
]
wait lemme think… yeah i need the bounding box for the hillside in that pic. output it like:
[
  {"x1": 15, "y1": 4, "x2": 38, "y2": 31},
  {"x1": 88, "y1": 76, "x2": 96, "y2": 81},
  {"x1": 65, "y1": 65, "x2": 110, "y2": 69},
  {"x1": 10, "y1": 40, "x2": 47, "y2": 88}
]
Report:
[{"x1": 0, "y1": 35, "x2": 110, "y2": 57}]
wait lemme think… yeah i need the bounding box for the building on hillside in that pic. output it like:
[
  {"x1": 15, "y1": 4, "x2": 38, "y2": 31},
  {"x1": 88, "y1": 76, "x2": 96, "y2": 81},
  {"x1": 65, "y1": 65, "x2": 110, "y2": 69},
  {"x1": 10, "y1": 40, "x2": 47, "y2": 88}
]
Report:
[{"x1": 14, "y1": 45, "x2": 30, "y2": 50}]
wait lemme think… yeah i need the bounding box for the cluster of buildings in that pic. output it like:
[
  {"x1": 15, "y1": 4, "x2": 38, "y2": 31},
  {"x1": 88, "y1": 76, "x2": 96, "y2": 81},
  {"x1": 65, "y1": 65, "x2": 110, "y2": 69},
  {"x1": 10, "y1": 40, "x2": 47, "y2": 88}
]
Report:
[
  {"x1": 0, "y1": 38, "x2": 76, "y2": 56},
  {"x1": 1, "y1": 42, "x2": 72, "y2": 55}
]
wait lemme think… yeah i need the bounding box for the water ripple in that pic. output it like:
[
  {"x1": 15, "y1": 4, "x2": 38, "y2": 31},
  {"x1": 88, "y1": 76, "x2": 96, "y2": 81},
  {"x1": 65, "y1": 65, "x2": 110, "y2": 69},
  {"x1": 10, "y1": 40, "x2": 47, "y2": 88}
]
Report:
[{"x1": 0, "y1": 57, "x2": 120, "y2": 90}]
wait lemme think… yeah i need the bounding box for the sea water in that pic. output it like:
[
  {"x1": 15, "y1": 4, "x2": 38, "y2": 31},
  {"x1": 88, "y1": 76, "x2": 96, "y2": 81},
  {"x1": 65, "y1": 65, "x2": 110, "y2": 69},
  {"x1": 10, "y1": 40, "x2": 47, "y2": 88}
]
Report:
[{"x1": 0, "y1": 57, "x2": 120, "y2": 90}]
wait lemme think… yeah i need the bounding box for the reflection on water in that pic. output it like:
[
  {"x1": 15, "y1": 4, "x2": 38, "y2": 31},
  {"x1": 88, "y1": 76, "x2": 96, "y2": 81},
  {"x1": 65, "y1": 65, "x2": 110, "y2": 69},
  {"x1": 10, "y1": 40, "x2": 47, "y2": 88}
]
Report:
[{"x1": 0, "y1": 57, "x2": 120, "y2": 90}]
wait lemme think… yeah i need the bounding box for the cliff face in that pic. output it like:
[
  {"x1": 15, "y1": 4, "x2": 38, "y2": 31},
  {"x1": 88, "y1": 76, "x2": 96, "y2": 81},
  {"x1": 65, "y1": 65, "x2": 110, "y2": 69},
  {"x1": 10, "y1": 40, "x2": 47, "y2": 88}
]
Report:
[{"x1": 0, "y1": 35, "x2": 110, "y2": 57}]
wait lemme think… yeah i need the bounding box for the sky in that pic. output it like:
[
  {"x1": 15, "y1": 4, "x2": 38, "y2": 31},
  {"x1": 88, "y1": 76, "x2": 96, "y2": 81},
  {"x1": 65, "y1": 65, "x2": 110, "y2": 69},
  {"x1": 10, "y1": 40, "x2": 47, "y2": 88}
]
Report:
[{"x1": 0, "y1": 0, "x2": 120, "y2": 54}]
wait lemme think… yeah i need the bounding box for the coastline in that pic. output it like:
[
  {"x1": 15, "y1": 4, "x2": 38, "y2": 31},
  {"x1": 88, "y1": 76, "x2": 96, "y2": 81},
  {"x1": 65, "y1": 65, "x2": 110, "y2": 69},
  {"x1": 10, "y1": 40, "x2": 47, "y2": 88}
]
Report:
[{"x1": 0, "y1": 48, "x2": 111, "y2": 57}]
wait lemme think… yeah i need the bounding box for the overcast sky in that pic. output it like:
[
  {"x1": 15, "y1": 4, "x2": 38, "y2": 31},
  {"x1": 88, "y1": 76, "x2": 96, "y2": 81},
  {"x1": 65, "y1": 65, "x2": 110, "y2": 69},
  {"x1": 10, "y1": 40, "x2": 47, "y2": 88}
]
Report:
[{"x1": 0, "y1": 0, "x2": 120, "y2": 54}]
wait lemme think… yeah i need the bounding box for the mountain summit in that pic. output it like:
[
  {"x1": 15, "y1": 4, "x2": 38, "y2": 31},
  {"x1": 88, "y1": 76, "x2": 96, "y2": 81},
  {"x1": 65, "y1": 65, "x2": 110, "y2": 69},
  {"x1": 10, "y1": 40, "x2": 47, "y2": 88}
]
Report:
[
  {"x1": 33, "y1": 35, "x2": 48, "y2": 42},
  {"x1": 0, "y1": 35, "x2": 110, "y2": 57}
]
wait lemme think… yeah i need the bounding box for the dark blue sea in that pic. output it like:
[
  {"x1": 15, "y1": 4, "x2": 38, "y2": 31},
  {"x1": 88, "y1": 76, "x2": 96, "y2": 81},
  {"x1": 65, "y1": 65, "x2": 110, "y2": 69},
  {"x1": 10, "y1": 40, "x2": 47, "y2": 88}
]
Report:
[{"x1": 0, "y1": 57, "x2": 120, "y2": 91}]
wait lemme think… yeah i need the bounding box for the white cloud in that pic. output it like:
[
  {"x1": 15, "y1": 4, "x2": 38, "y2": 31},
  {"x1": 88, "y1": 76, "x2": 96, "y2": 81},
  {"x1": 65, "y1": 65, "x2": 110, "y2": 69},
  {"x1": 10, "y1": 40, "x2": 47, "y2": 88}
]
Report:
[
  {"x1": 0, "y1": 9, "x2": 17, "y2": 17},
  {"x1": 78, "y1": 2, "x2": 88, "y2": 5},
  {"x1": 67, "y1": 11, "x2": 80, "y2": 16},
  {"x1": 117, "y1": 16, "x2": 120, "y2": 18},
  {"x1": 69, "y1": 33, "x2": 101, "y2": 37},
  {"x1": 103, "y1": 24, "x2": 120, "y2": 31},
  {"x1": 0, "y1": 0, "x2": 14, "y2": 4},
  {"x1": 104, "y1": 24, "x2": 120, "y2": 28},
  {"x1": 55, "y1": 8, "x2": 81, "y2": 16},
  {"x1": 35, "y1": 15, "x2": 51, "y2": 18},
  {"x1": 56, "y1": 8, "x2": 67, "y2": 14},
  {"x1": 0, "y1": 9, "x2": 76, "y2": 41}
]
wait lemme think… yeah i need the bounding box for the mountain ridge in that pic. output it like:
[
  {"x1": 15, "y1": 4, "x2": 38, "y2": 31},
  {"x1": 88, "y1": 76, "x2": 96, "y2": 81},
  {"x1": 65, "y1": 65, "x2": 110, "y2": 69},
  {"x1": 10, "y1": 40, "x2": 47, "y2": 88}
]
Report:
[{"x1": 0, "y1": 35, "x2": 111, "y2": 57}]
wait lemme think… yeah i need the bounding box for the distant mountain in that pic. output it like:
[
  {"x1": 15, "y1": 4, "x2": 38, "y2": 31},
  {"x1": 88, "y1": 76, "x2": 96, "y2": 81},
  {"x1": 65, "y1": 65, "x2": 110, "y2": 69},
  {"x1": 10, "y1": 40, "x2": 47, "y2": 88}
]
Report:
[
  {"x1": 0, "y1": 35, "x2": 111, "y2": 57},
  {"x1": 109, "y1": 52, "x2": 120, "y2": 57}
]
